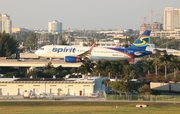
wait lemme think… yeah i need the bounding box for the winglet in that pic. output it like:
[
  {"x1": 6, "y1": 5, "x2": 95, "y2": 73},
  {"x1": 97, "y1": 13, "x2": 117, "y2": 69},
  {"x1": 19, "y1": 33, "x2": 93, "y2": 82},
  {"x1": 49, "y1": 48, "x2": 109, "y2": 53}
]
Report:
[
  {"x1": 89, "y1": 42, "x2": 96, "y2": 51},
  {"x1": 115, "y1": 42, "x2": 120, "y2": 48}
]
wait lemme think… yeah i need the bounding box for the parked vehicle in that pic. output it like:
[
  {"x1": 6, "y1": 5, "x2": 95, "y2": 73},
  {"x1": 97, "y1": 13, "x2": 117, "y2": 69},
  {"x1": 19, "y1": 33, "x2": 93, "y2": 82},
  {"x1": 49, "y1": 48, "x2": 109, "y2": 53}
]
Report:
[
  {"x1": 88, "y1": 93, "x2": 99, "y2": 98},
  {"x1": 29, "y1": 93, "x2": 37, "y2": 99},
  {"x1": 6, "y1": 53, "x2": 39, "y2": 59},
  {"x1": 131, "y1": 90, "x2": 138, "y2": 94},
  {"x1": 39, "y1": 93, "x2": 46, "y2": 98},
  {"x1": 23, "y1": 91, "x2": 30, "y2": 98},
  {"x1": 17, "y1": 59, "x2": 26, "y2": 62}
]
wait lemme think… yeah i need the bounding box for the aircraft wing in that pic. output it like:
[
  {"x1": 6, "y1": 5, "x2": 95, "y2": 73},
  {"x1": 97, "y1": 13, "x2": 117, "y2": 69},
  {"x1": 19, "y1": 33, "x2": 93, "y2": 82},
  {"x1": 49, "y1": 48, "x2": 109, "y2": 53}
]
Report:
[{"x1": 76, "y1": 42, "x2": 96, "y2": 59}]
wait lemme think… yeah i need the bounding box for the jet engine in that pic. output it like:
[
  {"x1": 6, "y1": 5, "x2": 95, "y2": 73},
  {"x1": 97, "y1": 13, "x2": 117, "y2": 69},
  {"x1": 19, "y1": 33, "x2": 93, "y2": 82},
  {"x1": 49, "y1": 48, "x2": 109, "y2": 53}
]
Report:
[
  {"x1": 64, "y1": 56, "x2": 81, "y2": 63},
  {"x1": 134, "y1": 52, "x2": 142, "y2": 56},
  {"x1": 134, "y1": 51, "x2": 152, "y2": 56}
]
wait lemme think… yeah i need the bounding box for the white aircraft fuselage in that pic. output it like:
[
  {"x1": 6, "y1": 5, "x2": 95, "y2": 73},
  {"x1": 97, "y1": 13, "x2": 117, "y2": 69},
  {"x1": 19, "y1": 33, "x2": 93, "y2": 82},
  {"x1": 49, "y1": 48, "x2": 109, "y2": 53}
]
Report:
[{"x1": 36, "y1": 45, "x2": 134, "y2": 60}]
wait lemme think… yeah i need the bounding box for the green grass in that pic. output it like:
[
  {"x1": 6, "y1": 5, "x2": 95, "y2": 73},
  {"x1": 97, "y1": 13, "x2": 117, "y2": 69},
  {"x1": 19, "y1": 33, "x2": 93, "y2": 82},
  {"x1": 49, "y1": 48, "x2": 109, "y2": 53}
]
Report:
[
  {"x1": 107, "y1": 94, "x2": 180, "y2": 101},
  {"x1": 107, "y1": 94, "x2": 149, "y2": 101},
  {"x1": 152, "y1": 95, "x2": 180, "y2": 101},
  {"x1": 0, "y1": 101, "x2": 180, "y2": 114}
]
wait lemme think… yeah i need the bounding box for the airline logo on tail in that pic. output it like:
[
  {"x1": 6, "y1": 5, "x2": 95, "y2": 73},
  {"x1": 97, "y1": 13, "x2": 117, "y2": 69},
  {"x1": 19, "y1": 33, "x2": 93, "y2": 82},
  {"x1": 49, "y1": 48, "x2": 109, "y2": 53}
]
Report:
[
  {"x1": 133, "y1": 36, "x2": 150, "y2": 47},
  {"x1": 132, "y1": 30, "x2": 150, "y2": 47},
  {"x1": 127, "y1": 30, "x2": 151, "y2": 51}
]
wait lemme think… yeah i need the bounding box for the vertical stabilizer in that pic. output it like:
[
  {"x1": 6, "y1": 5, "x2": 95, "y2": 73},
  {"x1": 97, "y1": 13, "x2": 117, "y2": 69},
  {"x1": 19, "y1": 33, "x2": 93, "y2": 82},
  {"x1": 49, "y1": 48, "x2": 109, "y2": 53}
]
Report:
[{"x1": 128, "y1": 30, "x2": 151, "y2": 51}]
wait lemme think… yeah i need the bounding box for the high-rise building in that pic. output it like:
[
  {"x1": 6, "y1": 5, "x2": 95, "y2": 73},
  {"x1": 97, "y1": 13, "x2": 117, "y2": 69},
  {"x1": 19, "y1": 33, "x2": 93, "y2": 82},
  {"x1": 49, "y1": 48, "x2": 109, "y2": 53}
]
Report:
[
  {"x1": 48, "y1": 20, "x2": 62, "y2": 34},
  {"x1": 164, "y1": 7, "x2": 180, "y2": 31},
  {"x1": 0, "y1": 13, "x2": 12, "y2": 34}
]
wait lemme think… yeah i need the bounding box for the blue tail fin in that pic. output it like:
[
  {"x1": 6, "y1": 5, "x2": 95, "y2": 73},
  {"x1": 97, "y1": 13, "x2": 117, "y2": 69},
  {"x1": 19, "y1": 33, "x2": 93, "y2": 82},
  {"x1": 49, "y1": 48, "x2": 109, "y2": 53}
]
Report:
[{"x1": 127, "y1": 30, "x2": 151, "y2": 51}]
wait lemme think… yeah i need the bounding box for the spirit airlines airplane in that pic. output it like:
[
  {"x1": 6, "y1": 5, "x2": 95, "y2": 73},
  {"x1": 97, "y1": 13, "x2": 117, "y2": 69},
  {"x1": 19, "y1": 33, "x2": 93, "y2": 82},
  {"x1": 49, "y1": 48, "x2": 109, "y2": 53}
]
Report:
[{"x1": 35, "y1": 30, "x2": 152, "y2": 63}]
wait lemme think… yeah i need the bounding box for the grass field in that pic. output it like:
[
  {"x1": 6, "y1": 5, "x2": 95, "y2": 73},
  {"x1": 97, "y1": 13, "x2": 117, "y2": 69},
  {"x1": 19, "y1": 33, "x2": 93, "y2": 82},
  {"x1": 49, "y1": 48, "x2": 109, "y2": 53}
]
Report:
[
  {"x1": 0, "y1": 101, "x2": 180, "y2": 114},
  {"x1": 107, "y1": 94, "x2": 180, "y2": 101}
]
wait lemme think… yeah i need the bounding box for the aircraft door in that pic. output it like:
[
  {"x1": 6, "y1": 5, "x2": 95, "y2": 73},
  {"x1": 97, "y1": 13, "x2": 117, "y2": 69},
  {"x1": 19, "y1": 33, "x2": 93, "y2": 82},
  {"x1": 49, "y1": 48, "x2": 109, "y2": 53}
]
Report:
[
  {"x1": 57, "y1": 88, "x2": 61, "y2": 96},
  {"x1": 47, "y1": 47, "x2": 55, "y2": 58},
  {"x1": 18, "y1": 88, "x2": 20, "y2": 95},
  {"x1": 79, "y1": 90, "x2": 82, "y2": 96},
  {"x1": 47, "y1": 47, "x2": 51, "y2": 53},
  {"x1": 83, "y1": 89, "x2": 85, "y2": 96},
  {"x1": 68, "y1": 89, "x2": 70, "y2": 95},
  {"x1": 0, "y1": 88, "x2": 2, "y2": 95},
  {"x1": 50, "y1": 88, "x2": 52, "y2": 95}
]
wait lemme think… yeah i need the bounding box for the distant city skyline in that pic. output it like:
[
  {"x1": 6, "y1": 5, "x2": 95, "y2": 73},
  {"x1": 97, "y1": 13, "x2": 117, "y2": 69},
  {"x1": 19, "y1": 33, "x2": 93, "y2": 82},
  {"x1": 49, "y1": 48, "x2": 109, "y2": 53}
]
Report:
[{"x1": 0, "y1": 0, "x2": 180, "y2": 30}]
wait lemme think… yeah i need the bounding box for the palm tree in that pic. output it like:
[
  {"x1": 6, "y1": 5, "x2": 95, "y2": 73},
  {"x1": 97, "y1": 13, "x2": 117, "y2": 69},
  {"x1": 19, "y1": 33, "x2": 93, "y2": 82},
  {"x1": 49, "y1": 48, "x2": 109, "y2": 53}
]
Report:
[
  {"x1": 102, "y1": 79, "x2": 110, "y2": 93},
  {"x1": 77, "y1": 65, "x2": 85, "y2": 74},
  {"x1": 77, "y1": 60, "x2": 94, "y2": 78},
  {"x1": 152, "y1": 59, "x2": 160, "y2": 77},
  {"x1": 142, "y1": 60, "x2": 153, "y2": 76},
  {"x1": 93, "y1": 60, "x2": 105, "y2": 77},
  {"x1": 152, "y1": 49, "x2": 162, "y2": 77},
  {"x1": 130, "y1": 70, "x2": 136, "y2": 79},
  {"x1": 109, "y1": 81, "x2": 131, "y2": 96},
  {"x1": 169, "y1": 56, "x2": 180, "y2": 79},
  {"x1": 94, "y1": 60, "x2": 111, "y2": 77},
  {"x1": 56, "y1": 65, "x2": 63, "y2": 73},
  {"x1": 59, "y1": 38, "x2": 67, "y2": 45},
  {"x1": 159, "y1": 54, "x2": 174, "y2": 80},
  {"x1": 122, "y1": 65, "x2": 133, "y2": 81},
  {"x1": 44, "y1": 62, "x2": 56, "y2": 76},
  {"x1": 106, "y1": 61, "x2": 120, "y2": 80}
]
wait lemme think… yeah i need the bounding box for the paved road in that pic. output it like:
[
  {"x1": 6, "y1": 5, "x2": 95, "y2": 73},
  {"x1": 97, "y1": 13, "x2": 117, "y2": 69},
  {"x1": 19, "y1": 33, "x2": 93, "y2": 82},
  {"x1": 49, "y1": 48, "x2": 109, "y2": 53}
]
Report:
[
  {"x1": 0, "y1": 95, "x2": 180, "y2": 103},
  {"x1": 0, "y1": 59, "x2": 82, "y2": 67},
  {"x1": 0, "y1": 95, "x2": 106, "y2": 102}
]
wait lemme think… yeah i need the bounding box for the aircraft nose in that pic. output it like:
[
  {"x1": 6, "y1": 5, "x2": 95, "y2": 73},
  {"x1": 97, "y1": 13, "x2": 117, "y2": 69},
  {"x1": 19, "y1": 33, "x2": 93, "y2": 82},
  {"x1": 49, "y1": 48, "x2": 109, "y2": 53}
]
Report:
[{"x1": 35, "y1": 50, "x2": 39, "y2": 55}]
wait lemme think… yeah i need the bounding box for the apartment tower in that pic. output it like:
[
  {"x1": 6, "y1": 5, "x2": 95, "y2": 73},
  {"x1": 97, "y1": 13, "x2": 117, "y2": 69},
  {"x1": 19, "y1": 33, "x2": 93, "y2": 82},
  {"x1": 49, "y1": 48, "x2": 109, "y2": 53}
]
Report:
[
  {"x1": 0, "y1": 13, "x2": 12, "y2": 34},
  {"x1": 48, "y1": 20, "x2": 62, "y2": 34},
  {"x1": 164, "y1": 7, "x2": 180, "y2": 31}
]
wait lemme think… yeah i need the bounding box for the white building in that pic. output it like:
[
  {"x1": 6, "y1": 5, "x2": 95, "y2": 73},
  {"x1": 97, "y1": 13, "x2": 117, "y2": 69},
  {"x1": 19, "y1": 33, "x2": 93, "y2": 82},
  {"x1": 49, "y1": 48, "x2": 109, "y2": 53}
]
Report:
[
  {"x1": 12, "y1": 28, "x2": 29, "y2": 33},
  {"x1": 0, "y1": 77, "x2": 106, "y2": 96},
  {"x1": 48, "y1": 20, "x2": 62, "y2": 34},
  {"x1": 151, "y1": 29, "x2": 180, "y2": 39},
  {"x1": 0, "y1": 13, "x2": 12, "y2": 34},
  {"x1": 164, "y1": 7, "x2": 180, "y2": 31},
  {"x1": 97, "y1": 30, "x2": 126, "y2": 39}
]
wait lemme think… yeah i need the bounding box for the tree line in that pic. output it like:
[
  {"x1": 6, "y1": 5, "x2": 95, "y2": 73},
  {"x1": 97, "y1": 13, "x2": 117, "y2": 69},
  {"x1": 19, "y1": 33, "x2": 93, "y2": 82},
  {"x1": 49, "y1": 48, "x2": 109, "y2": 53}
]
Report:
[
  {"x1": 0, "y1": 31, "x2": 18, "y2": 57},
  {"x1": 1, "y1": 49, "x2": 180, "y2": 81}
]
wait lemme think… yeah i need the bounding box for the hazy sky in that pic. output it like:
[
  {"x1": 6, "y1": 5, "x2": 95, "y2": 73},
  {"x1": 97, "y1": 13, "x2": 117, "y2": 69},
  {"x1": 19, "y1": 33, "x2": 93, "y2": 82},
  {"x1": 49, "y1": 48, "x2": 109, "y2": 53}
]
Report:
[{"x1": 0, "y1": 0, "x2": 180, "y2": 30}]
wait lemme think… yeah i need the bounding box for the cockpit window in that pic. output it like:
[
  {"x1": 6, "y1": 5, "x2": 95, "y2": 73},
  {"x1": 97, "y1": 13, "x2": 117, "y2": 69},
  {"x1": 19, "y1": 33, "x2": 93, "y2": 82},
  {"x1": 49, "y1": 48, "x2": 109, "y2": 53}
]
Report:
[{"x1": 40, "y1": 48, "x2": 44, "y2": 50}]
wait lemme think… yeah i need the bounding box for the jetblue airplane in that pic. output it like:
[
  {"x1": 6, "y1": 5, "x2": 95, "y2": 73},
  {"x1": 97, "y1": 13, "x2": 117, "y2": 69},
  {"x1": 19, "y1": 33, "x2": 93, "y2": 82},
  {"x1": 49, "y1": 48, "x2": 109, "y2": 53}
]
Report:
[{"x1": 35, "y1": 30, "x2": 152, "y2": 63}]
